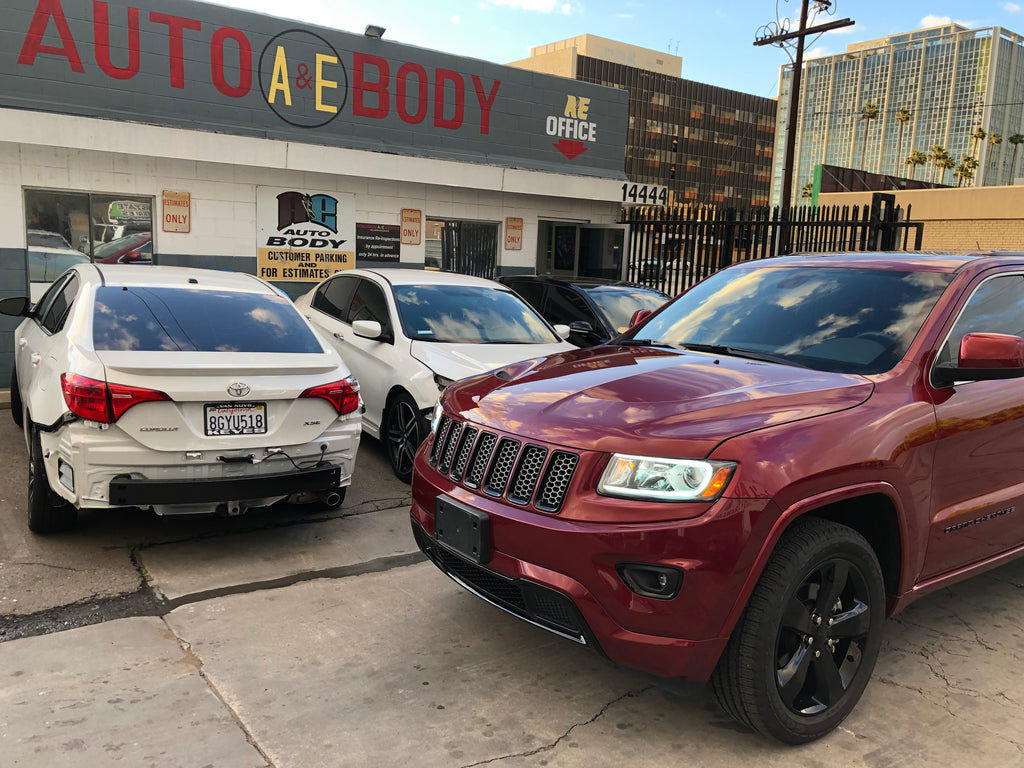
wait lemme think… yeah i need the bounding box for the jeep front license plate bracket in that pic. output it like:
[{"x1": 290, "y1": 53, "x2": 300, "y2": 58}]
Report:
[{"x1": 435, "y1": 495, "x2": 490, "y2": 564}]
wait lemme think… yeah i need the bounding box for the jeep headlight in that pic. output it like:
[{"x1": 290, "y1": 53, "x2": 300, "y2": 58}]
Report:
[
  {"x1": 598, "y1": 454, "x2": 736, "y2": 502},
  {"x1": 430, "y1": 400, "x2": 443, "y2": 436}
]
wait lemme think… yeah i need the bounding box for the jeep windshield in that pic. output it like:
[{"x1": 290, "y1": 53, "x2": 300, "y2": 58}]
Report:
[{"x1": 631, "y1": 264, "x2": 953, "y2": 374}]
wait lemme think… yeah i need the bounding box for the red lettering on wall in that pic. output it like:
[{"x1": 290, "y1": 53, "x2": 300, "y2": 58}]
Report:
[
  {"x1": 472, "y1": 75, "x2": 500, "y2": 135},
  {"x1": 353, "y1": 52, "x2": 389, "y2": 119},
  {"x1": 149, "y1": 11, "x2": 202, "y2": 88},
  {"x1": 17, "y1": 0, "x2": 84, "y2": 72},
  {"x1": 93, "y1": 2, "x2": 139, "y2": 80},
  {"x1": 396, "y1": 62, "x2": 427, "y2": 124},
  {"x1": 433, "y1": 69, "x2": 464, "y2": 130},
  {"x1": 210, "y1": 27, "x2": 252, "y2": 98}
]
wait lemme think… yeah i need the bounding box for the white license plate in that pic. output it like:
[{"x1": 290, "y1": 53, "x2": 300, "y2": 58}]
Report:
[{"x1": 204, "y1": 402, "x2": 267, "y2": 436}]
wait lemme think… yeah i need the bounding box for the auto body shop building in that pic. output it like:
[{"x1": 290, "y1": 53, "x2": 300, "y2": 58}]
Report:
[{"x1": 0, "y1": 0, "x2": 629, "y2": 378}]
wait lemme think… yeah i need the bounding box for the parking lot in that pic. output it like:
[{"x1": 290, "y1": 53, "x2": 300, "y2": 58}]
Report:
[{"x1": 2, "y1": 413, "x2": 1024, "y2": 766}]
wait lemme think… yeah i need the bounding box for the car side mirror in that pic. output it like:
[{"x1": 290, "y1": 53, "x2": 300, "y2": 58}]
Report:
[
  {"x1": 553, "y1": 323, "x2": 571, "y2": 340},
  {"x1": 569, "y1": 320, "x2": 594, "y2": 335},
  {"x1": 352, "y1": 319, "x2": 385, "y2": 340},
  {"x1": 933, "y1": 332, "x2": 1024, "y2": 386},
  {"x1": 629, "y1": 309, "x2": 652, "y2": 328},
  {"x1": 0, "y1": 296, "x2": 30, "y2": 317}
]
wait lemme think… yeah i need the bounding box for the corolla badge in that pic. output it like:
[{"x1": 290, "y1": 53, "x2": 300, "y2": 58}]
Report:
[{"x1": 227, "y1": 382, "x2": 251, "y2": 398}]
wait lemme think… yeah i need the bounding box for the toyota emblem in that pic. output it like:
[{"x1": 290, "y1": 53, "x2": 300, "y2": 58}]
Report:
[{"x1": 227, "y1": 382, "x2": 250, "y2": 397}]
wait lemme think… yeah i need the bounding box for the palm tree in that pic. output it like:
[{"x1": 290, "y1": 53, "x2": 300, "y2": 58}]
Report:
[
  {"x1": 905, "y1": 149, "x2": 928, "y2": 180},
  {"x1": 955, "y1": 156, "x2": 979, "y2": 187},
  {"x1": 800, "y1": 182, "x2": 814, "y2": 200},
  {"x1": 1009, "y1": 133, "x2": 1024, "y2": 181},
  {"x1": 987, "y1": 131, "x2": 1003, "y2": 184},
  {"x1": 929, "y1": 144, "x2": 948, "y2": 184},
  {"x1": 971, "y1": 126, "x2": 987, "y2": 158},
  {"x1": 859, "y1": 101, "x2": 880, "y2": 171},
  {"x1": 938, "y1": 154, "x2": 957, "y2": 186},
  {"x1": 894, "y1": 107, "x2": 912, "y2": 175}
]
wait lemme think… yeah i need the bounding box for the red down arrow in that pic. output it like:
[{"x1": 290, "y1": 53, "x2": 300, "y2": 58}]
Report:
[{"x1": 553, "y1": 139, "x2": 588, "y2": 160}]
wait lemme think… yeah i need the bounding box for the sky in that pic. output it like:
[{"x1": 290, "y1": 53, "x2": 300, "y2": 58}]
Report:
[{"x1": 202, "y1": 0, "x2": 1024, "y2": 100}]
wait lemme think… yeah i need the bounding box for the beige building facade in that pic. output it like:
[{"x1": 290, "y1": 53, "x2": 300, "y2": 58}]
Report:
[{"x1": 821, "y1": 188, "x2": 1024, "y2": 250}]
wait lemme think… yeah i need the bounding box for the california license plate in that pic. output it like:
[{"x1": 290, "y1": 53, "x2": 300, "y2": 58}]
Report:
[{"x1": 204, "y1": 402, "x2": 267, "y2": 436}]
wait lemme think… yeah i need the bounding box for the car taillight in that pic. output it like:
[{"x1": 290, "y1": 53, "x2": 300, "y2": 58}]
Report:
[
  {"x1": 60, "y1": 374, "x2": 171, "y2": 423},
  {"x1": 300, "y1": 377, "x2": 360, "y2": 415}
]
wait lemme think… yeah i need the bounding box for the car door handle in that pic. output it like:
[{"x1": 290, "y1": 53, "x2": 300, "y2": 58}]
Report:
[
  {"x1": 30, "y1": 353, "x2": 41, "y2": 366},
  {"x1": 333, "y1": 332, "x2": 346, "y2": 342}
]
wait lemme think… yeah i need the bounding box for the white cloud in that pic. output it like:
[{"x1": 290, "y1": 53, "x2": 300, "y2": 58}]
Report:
[
  {"x1": 451, "y1": 14, "x2": 461, "y2": 24},
  {"x1": 830, "y1": 22, "x2": 866, "y2": 36},
  {"x1": 491, "y1": 0, "x2": 565, "y2": 11},
  {"x1": 1005, "y1": 2, "x2": 1021, "y2": 12},
  {"x1": 921, "y1": 14, "x2": 951, "y2": 26},
  {"x1": 805, "y1": 46, "x2": 831, "y2": 59}
]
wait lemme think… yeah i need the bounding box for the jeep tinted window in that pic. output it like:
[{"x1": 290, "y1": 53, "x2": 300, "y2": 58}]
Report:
[
  {"x1": 92, "y1": 286, "x2": 324, "y2": 352},
  {"x1": 636, "y1": 265, "x2": 952, "y2": 374}
]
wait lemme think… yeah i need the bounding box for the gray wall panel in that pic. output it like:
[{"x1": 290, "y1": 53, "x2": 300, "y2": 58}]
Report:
[{"x1": 1, "y1": 0, "x2": 628, "y2": 180}]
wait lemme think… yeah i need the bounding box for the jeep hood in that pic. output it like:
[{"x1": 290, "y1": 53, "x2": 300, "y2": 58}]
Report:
[{"x1": 446, "y1": 346, "x2": 874, "y2": 457}]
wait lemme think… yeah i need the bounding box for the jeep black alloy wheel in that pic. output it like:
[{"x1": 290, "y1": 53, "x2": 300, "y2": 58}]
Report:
[
  {"x1": 385, "y1": 392, "x2": 426, "y2": 483},
  {"x1": 711, "y1": 518, "x2": 884, "y2": 743}
]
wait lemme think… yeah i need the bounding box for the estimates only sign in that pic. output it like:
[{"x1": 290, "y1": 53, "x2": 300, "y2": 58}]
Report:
[
  {"x1": 505, "y1": 217, "x2": 523, "y2": 250},
  {"x1": 161, "y1": 190, "x2": 190, "y2": 233},
  {"x1": 401, "y1": 209, "x2": 422, "y2": 245},
  {"x1": 256, "y1": 187, "x2": 355, "y2": 281}
]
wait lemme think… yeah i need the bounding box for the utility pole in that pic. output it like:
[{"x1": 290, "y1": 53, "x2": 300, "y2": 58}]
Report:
[{"x1": 755, "y1": 1, "x2": 854, "y2": 213}]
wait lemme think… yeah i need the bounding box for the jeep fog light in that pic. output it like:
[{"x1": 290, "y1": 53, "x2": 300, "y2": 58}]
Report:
[
  {"x1": 617, "y1": 563, "x2": 683, "y2": 599},
  {"x1": 598, "y1": 454, "x2": 736, "y2": 502}
]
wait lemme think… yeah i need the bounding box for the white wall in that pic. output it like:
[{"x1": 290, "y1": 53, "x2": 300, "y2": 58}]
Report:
[{"x1": 0, "y1": 109, "x2": 623, "y2": 274}]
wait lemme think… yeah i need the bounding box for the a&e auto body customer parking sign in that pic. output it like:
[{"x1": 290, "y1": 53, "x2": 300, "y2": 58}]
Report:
[{"x1": 256, "y1": 187, "x2": 355, "y2": 281}]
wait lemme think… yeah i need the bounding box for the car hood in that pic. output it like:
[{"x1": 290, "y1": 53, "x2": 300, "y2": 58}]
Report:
[
  {"x1": 446, "y1": 346, "x2": 874, "y2": 457},
  {"x1": 411, "y1": 340, "x2": 576, "y2": 383}
]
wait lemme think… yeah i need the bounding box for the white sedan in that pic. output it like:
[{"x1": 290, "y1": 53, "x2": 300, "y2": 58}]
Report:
[
  {"x1": 295, "y1": 269, "x2": 575, "y2": 481},
  {"x1": 2, "y1": 264, "x2": 361, "y2": 533}
]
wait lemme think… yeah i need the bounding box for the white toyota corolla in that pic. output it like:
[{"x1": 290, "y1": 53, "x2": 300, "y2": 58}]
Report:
[
  {"x1": 294, "y1": 269, "x2": 575, "y2": 481},
  {"x1": 2, "y1": 264, "x2": 361, "y2": 533}
]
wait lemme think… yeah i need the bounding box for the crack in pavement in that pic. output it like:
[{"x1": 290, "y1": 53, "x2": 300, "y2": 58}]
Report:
[
  {"x1": 171, "y1": 628, "x2": 276, "y2": 768},
  {"x1": 456, "y1": 686, "x2": 654, "y2": 768},
  {"x1": 3, "y1": 560, "x2": 87, "y2": 572}
]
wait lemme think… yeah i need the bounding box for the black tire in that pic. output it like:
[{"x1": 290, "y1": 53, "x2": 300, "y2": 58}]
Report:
[
  {"x1": 710, "y1": 518, "x2": 884, "y2": 744},
  {"x1": 10, "y1": 367, "x2": 22, "y2": 428},
  {"x1": 384, "y1": 391, "x2": 427, "y2": 483},
  {"x1": 27, "y1": 427, "x2": 77, "y2": 533}
]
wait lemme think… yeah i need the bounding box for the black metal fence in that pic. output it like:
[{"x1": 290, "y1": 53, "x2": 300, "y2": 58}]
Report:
[
  {"x1": 439, "y1": 221, "x2": 498, "y2": 279},
  {"x1": 620, "y1": 193, "x2": 924, "y2": 295}
]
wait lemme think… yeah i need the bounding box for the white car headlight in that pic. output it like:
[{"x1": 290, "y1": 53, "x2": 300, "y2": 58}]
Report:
[{"x1": 598, "y1": 454, "x2": 736, "y2": 502}]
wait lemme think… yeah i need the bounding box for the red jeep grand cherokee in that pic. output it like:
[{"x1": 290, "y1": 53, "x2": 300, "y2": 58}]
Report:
[{"x1": 410, "y1": 251, "x2": 1024, "y2": 743}]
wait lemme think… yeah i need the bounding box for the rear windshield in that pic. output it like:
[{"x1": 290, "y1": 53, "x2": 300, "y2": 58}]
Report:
[{"x1": 92, "y1": 286, "x2": 324, "y2": 353}]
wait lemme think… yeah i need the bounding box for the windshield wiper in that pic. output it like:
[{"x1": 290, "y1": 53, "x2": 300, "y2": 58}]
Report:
[
  {"x1": 679, "y1": 343, "x2": 808, "y2": 369},
  {"x1": 617, "y1": 338, "x2": 678, "y2": 349}
]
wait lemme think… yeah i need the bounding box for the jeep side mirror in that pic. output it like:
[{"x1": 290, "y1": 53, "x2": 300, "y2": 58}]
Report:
[
  {"x1": 629, "y1": 309, "x2": 652, "y2": 328},
  {"x1": 933, "y1": 332, "x2": 1024, "y2": 386}
]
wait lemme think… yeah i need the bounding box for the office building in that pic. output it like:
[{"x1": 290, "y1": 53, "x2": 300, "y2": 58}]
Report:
[{"x1": 774, "y1": 23, "x2": 1024, "y2": 203}]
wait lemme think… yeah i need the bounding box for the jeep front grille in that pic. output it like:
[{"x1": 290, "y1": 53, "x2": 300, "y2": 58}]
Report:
[{"x1": 428, "y1": 416, "x2": 578, "y2": 513}]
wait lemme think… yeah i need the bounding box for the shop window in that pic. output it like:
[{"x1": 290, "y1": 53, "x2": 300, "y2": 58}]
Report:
[{"x1": 24, "y1": 189, "x2": 154, "y2": 297}]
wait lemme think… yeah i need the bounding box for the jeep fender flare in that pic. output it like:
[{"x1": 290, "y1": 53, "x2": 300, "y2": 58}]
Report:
[{"x1": 715, "y1": 481, "x2": 911, "y2": 644}]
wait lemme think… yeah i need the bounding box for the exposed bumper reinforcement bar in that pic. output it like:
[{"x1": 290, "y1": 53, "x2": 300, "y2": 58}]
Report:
[{"x1": 108, "y1": 465, "x2": 341, "y2": 506}]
